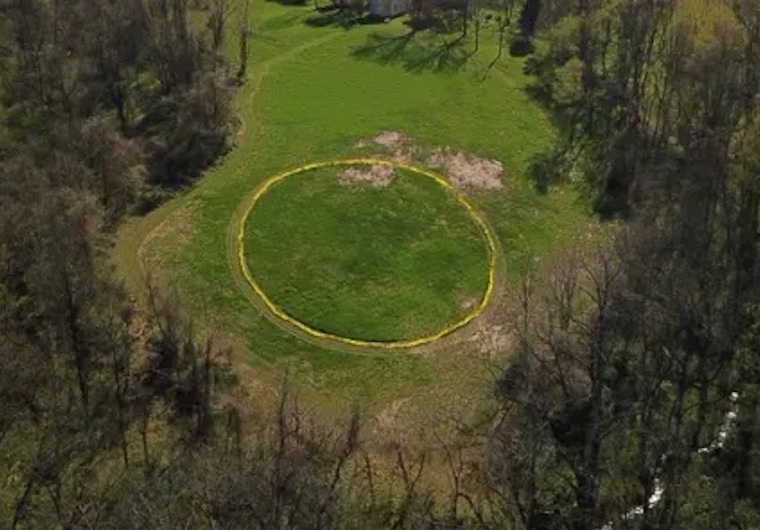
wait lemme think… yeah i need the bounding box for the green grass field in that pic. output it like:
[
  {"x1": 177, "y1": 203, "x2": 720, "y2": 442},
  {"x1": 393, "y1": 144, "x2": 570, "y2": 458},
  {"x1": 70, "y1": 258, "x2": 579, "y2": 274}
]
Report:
[
  {"x1": 115, "y1": 2, "x2": 592, "y2": 419},
  {"x1": 243, "y1": 165, "x2": 490, "y2": 342}
]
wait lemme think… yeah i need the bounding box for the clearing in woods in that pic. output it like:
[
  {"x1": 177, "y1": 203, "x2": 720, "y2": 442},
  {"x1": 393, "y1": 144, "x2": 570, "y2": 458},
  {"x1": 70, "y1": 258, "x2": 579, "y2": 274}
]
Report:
[{"x1": 114, "y1": 2, "x2": 591, "y2": 427}]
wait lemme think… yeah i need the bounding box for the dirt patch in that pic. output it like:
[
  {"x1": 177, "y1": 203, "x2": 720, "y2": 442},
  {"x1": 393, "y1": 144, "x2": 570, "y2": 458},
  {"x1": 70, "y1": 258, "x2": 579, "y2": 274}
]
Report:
[
  {"x1": 372, "y1": 398, "x2": 414, "y2": 442},
  {"x1": 458, "y1": 295, "x2": 478, "y2": 311},
  {"x1": 373, "y1": 130, "x2": 408, "y2": 149},
  {"x1": 428, "y1": 149, "x2": 504, "y2": 191},
  {"x1": 339, "y1": 164, "x2": 395, "y2": 187},
  {"x1": 354, "y1": 132, "x2": 505, "y2": 191},
  {"x1": 469, "y1": 323, "x2": 511, "y2": 356},
  {"x1": 465, "y1": 299, "x2": 513, "y2": 357}
]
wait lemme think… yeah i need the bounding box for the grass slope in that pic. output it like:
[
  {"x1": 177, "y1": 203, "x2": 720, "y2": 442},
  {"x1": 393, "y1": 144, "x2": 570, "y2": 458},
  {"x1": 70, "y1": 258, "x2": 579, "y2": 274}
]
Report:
[{"x1": 115, "y1": 3, "x2": 592, "y2": 416}]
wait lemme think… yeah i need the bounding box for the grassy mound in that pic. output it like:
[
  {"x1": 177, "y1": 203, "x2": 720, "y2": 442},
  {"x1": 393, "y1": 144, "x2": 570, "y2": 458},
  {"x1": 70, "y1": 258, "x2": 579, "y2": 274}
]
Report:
[{"x1": 243, "y1": 165, "x2": 490, "y2": 342}]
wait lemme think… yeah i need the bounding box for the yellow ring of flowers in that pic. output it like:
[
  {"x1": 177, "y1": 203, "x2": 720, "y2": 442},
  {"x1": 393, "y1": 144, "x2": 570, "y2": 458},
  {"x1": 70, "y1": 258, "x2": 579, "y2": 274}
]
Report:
[{"x1": 236, "y1": 158, "x2": 497, "y2": 349}]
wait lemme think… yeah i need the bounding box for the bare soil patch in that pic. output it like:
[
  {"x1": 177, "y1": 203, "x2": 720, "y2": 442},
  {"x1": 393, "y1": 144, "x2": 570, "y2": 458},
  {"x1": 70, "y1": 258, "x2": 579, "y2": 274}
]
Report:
[
  {"x1": 373, "y1": 398, "x2": 411, "y2": 439},
  {"x1": 458, "y1": 295, "x2": 478, "y2": 311},
  {"x1": 428, "y1": 149, "x2": 504, "y2": 191},
  {"x1": 466, "y1": 298, "x2": 513, "y2": 357},
  {"x1": 373, "y1": 130, "x2": 408, "y2": 149},
  {"x1": 356, "y1": 131, "x2": 506, "y2": 191},
  {"x1": 339, "y1": 164, "x2": 395, "y2": 187}
]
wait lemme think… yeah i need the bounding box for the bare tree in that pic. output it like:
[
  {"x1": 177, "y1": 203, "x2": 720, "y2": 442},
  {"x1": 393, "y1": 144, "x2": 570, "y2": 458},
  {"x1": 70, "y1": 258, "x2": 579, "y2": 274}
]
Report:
[{"x1": 237, "y1": 0, "x2": 251, "y2": 81}]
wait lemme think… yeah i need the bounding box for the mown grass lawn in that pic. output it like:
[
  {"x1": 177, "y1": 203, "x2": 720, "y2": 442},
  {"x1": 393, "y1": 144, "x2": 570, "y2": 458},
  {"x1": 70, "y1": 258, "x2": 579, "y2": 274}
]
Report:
[
  {"x1": 115, "y1": 1, "x2": 592, "y2": 416},
  {"x1": 243, "y1": 165, "x2": 491, "y2": 342}
]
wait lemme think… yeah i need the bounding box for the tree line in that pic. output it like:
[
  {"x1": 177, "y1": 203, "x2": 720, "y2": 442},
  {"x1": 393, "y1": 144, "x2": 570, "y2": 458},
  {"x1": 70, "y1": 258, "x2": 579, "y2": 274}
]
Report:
[
  {"x1": 493, "y1": 0, "x2": 760, "y2": 527},
  {"x1": 0, "y1": 0, "x2": 242, "y2": 526}
]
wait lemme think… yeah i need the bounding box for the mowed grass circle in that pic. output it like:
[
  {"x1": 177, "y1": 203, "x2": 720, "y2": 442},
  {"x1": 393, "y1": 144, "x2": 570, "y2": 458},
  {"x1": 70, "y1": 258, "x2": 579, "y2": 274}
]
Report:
[{"x1": 236, "y1": 159, "x2": 496, "y2": 348}]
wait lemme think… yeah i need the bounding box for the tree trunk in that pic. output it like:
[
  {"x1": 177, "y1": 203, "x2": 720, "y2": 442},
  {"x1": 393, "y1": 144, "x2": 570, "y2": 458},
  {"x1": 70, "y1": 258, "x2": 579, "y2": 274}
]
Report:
[{"x1": 237, "y1": 0, "x2": 250, "y2": 80}]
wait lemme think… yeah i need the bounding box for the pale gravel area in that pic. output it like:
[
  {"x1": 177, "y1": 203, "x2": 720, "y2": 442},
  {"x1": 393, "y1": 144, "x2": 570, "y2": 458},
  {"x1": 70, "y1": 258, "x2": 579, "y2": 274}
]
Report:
[
  {"x1": 427, "y1": 148, "x2": 505, "y2": 191},
  {"x1": 373, "y1": 130, "x2": 408, "y2": 149},
  {"x1": 339, "y1": 164, "x2": 395, "y2": 187},
  {"x1": 358, "y1": 130, "x2": 506, "y2": 191}
]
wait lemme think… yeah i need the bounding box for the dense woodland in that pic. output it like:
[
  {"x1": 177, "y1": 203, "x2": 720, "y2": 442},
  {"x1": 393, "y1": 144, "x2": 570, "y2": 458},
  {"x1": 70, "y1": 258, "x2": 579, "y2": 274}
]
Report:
[{"x1": 1, "y1": 0, "x2": 760, "y2": 528}]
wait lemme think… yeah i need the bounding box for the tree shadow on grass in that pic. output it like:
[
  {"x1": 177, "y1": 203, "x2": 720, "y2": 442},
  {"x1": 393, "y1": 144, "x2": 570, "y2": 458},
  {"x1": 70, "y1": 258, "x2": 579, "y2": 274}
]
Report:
[
  {"x1": 304, "y1": 4, "x2": 397, "y2": 28},
  {"x1": 513, "y1": 54, "x2": 586, "y2": 196},
  {"x1": 471, "y1": 27, "x2": 539, "y2": 82},
  {"x1": 351, "y1": 32, "x2": 470, "y2": 74},
  {"x1": 266, "y1": 0, "x2": 310, "y2": 6},
  {"x1": 526, "y1": 148, "x2": 570, "y2": 194}
]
